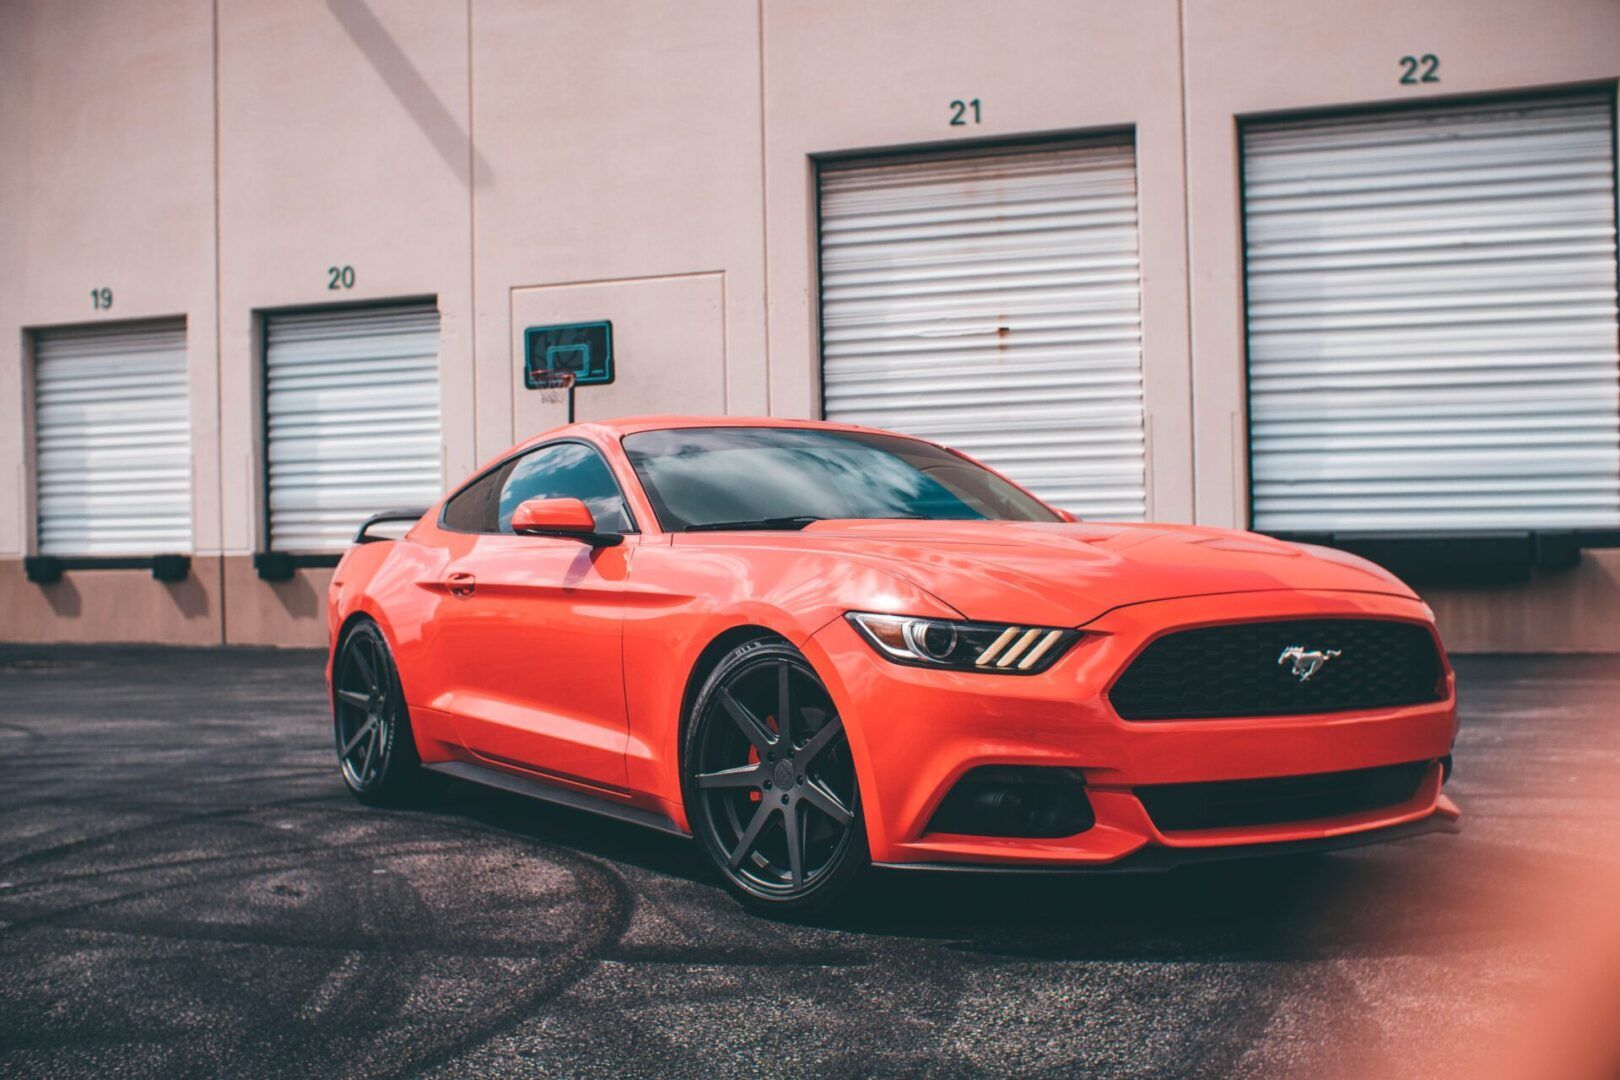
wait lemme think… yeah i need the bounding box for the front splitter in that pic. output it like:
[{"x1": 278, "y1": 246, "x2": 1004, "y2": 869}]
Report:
[{"x1": 872, "y1": 813, "x2": 1461, "y2": 875}]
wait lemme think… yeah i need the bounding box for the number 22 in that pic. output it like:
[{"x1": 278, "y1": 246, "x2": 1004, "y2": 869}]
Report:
[{"x1": 1398, "y1": 54, "x2": 1440, "y2": 85}]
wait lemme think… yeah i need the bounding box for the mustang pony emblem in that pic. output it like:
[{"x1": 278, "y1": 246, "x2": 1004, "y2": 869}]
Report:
[{"x1": 1277, "y1": 645, "x2": 1342, "y2": 683}]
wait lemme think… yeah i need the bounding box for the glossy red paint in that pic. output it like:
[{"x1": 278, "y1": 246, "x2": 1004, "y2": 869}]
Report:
[{"x1": 327, "y1": 415, "x2": 1459, "y2": 867}]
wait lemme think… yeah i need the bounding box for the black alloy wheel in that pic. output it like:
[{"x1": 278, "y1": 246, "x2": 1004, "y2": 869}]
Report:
[
  {"x1": 332, "y1": 619, "x2": 429, "y2": 805},
  {"x1": 685, "y1": 639, "x2": 867, "y2": 914}
]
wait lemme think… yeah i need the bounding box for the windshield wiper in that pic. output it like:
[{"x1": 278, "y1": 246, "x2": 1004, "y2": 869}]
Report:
[{"x1": 683, "y1": 516, "x2": 825, "y2": 532}]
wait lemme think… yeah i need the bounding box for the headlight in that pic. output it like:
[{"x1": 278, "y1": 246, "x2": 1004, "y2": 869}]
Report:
[{"x1": 846, "y1": 613, "x2": 1080, "y2": 674}]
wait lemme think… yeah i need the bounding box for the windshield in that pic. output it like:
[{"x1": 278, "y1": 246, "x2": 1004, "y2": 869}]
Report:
[{"x1": 621, "y1": 426, "x2": 1061, "y2": 531}]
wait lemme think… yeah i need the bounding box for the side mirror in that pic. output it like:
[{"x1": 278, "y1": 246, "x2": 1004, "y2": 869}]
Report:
[
  {"x1": 510, "y1": 497, "x2": 623, "y2": 547},
  {"x1": 1056, "y1": 508, "x2": 1080, "y2": 523}
]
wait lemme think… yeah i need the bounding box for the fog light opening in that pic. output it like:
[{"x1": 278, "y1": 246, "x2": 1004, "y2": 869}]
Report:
[{"x1": 925, "y1": 766, "x2": 1094, "y2": 839}]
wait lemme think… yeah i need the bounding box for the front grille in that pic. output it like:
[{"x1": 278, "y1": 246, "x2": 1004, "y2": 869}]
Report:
[
  {"x1": 1136, "y1": 760, "x2": 1432, "y2": 831},
  {"x1": 1108, "y1": 618, "x2": 1443, "y2": 721}
]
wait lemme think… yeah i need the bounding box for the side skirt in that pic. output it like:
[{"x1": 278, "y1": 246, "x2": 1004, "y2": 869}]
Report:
[{"x1": 424, "y1": 760, "x2": 689, "y2": 838}]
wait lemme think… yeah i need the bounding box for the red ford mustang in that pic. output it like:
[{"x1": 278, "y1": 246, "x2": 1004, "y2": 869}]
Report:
[{"x1": 327, "y1": 416, "x2": 1460, "y2": 913}]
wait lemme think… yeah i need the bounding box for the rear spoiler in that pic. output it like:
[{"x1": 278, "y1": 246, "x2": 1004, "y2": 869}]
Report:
[{"x1": 354, "y1": 508, "x2": 430, "y2": 545}]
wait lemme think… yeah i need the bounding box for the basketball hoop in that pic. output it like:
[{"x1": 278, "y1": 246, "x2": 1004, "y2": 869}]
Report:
[{"x1": 531, "y1": 369, "x2": 577, "y2": 423}]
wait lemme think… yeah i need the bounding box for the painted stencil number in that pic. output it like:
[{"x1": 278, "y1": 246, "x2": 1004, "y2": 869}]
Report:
[
  {"x1": 1398, "y1": 54, "x2": 1440, "y2": 85},
  {"x1": 90, "y1": 287, "x2": 112, "y2": 310},
  {"x1": 949, "y1": 98, "x2": 982, "y2": 126},
  {"x1": 327, "y1": 265, "x2": 356, "y2": 290}
]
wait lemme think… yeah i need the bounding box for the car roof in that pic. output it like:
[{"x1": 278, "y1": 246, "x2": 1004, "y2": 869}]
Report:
[
  {"x1": 585, "y1": 415, "x2": 878, "y2": 436},
  {"x1": 506, "y1": 415, "x2": 906, "y2": 457}
]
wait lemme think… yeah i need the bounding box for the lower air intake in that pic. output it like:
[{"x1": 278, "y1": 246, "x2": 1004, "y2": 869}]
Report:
[{"x1": 1135, "y1": 760, "x2": 1432, "y2": 831}]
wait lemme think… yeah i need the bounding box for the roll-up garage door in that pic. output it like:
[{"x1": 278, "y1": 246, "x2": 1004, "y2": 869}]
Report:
[
  {"x1": 819, "y1": 141, "x2": 1148, "y2": 519},
  {"x1": 264, "y1": 303, "x2": 442, "y2": 552},
  {"x1": 33, "y1": 319, "x2": 192, "y2": 556},
  {"x1": 1244, "y1": 92, "x2": 1620, "y2": 533}
]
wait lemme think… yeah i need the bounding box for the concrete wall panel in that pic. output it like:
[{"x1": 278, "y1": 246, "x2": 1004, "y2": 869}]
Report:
[
  {"x1": 1429, "y1": 550, "x2": 1620, "y2": 654},
  {"x1": 760, "y1": 0, "x2": 1196, "y2": 522},
  {"x1": 509, "y1": 274, "x2": 728, "y2": 443},
  {"x1": 214, "y1": 0, "x2": 473, "y2": 642},
  {"x1": 0, "y1": 0, "x2": 221, "y2": 642},
  {"x1": 469, "y1": 0, "x2": 766, "y2": 462},
  {"x1": 1, "y1": 0, "x2": 1617, "y2": 650},
  {"x1": 0, "y1": 559, "x2": 224, "y2": 646},
  {"x1": 220, "y1": 558, "x2": 332, "y2": 647},
  {"x1": 1181, "y1": 0, "x2": 1620, "y2": 651}
]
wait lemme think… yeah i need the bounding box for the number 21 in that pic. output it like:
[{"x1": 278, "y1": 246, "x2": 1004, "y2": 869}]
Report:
[{"x1": 949, "y1": 99, "x2": 981, "y2": 126}]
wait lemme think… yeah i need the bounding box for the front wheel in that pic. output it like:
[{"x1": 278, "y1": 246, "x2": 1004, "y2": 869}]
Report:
[{"x1": 683, "y1": 639, "x2": 868, "y2": 915}]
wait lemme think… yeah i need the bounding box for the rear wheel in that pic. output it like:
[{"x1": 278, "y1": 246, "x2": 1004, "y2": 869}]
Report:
[
  {"x1": 684, "y1": 639, "x2": 867, "y2": 915},
  {"x1": 332, "y1": 619, "x2": 430, "y2": 805}
]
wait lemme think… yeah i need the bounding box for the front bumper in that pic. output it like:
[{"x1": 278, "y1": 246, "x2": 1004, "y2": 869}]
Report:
[{"x1": 804, "y1": 589, "x2": 1460, "y2": 867}]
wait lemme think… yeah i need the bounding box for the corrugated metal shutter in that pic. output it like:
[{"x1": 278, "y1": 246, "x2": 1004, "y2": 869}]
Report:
[
  {"x1": 1244, "y1": 92, "x2": 1620, "y2": 533},
  {"x1": 819, "y1": 141, "x2": 1148, "y2": 519},
  {"x1": 33, "y1": 319, "x2": 192, "y2": 556},
  {"x1": 264, "y1": 303, "x2": 442, "y2": 551}
]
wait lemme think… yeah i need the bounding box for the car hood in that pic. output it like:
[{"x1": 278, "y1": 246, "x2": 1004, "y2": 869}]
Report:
[{"x1": 689, "y1": 520, "x2": 1418, "y2": 627}]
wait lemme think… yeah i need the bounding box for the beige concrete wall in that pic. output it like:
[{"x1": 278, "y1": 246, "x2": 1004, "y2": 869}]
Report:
[
  {"x1": 1428, "y1": 550, "x2": 1620, "y2": 654},
  {"x1": 0, "y1": 0, "x2": 222, "y2": 642},
  {"x1": 1181, "y1": 0, "x2": 1620, "y2": 651},
  {"x1": 1, "y1": 0, "x2": 1617, "y2": 650},
  {"x1": 215, "y1": 0, "x2": 474, "y2": 644},
  {"x1": 469, "y1": 0, "x2": 767, "y2": 460},
  {"x1": 0, "y1": 559, "x2": 225, "y2": 646},
  {"x1": 759, "y1": 0, "x2": 1196, "y2": 523},
  {"x1": 220, "y1": 559, "x2": 331, "y2": 647},
  {"x1": 509, "y1": 274, "x2": 730, "y2": 438}
]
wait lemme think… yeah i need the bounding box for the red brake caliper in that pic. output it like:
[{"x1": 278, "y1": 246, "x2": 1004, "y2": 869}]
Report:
[{"x1": 748, "y1": 713, "x2": 780, "y2": 803}]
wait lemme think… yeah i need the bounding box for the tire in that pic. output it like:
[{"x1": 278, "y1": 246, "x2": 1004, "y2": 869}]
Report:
[
  {"x1": 683, "y1": 638, "x2": 868, "y2": 916},
  {"x1": 331, "y1": 618, "x2": 432, "y2": 806}
]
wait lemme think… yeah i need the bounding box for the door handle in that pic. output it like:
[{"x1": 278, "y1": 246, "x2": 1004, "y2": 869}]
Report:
[{"x1": 445, "y1": 571, "x2": 477, "y2": 598}]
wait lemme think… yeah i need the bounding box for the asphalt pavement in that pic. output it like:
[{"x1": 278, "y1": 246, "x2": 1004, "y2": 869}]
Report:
[{"x1": 2, "y1": 645, "x2": 1618, "y2": 1079}]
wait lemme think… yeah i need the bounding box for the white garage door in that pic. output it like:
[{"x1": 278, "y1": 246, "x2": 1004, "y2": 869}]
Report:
[
  {"x1": 1244, "y1": 92, "x2": 1620, "y2": 533},
  {"x1": 819, "y1": 141, "x2": 1148, "y2": 519},
  {"x1": 264, "y1": 303, "x2": 442, "y2": 552},
  {"x1": 33, "y1": 319, "x2": 192, "y2": 556}
]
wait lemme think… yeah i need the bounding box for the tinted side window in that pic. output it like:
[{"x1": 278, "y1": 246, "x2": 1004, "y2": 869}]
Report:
[
  {"x1": 497, "y1": 442, "x2": 632, "y2": 534},
  {"x1": 441, "y1": 461, "x2": 513, "y2": 532}
]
